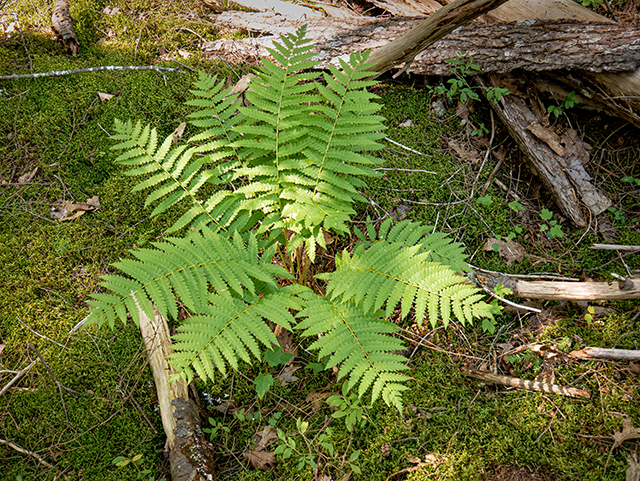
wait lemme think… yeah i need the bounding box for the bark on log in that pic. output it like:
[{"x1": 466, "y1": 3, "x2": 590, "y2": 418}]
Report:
[
  {"x1": 368, "y1": 0, "x2": 443, "y2": 16},
  {"x1": 51, "y1": 0, "x2": 79, "y2": 56},
  {"x1": 477, "y1": 73, "x2": 612, "y2": 226},
  {"x1": 138, "y1": 304, "x2": 217, "y2": 479},
  {"x1": 364, "y1": 0, "x2": 511, "y2": 76},
  {"x1": 206, "y1": 13, "x2": 640, "y2": 76},
  {"x1": 477, "y1": 270, "x2": 640, "y2": 300},
  {"x1": 570, "y1": 347, "x2": 640, "y2": 361}
]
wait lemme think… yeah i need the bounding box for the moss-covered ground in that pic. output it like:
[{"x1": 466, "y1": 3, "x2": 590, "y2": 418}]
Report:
[{"x1": 1, "y1": 0, "x2": 639, "y2": 480}]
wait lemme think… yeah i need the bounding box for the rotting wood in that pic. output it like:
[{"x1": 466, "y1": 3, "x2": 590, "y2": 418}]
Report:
[
  {"x1": 205, "y1": 13, "x2": 640, "y2": 77},
  {"x1": 570, "y1": 347, "x2": 640, "y2": 361},
  {"x1": 462, "y1": 366, "x2": 591, "y2": 398},
  {"x1": 137, "y1": 302, "x2": 188, "y2": 451},
  {"x1": 52, "y1": 0, "x2": 79, "y2": 56},
  {"x1": 477, "y1": 73, "x2": 611, "y2": 226},
  {"x1": 476, "y1": 270, "x2": 640, "y2": 300}
]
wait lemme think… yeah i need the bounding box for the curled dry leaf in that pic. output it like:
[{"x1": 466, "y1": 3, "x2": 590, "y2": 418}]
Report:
[
  {"x1": 253, "y1": 426, "x2": 278, "y2": 451},
  {"x1": 613, "y1": 418, "x2": 640, "y2": 448},
  {"x1": 50, "y1": 196, "x2": 101, "y2": 221},
  {"x1": 482, "y1": 237, "x2": 525, "y2": 266},
  {"x1": 244, "y1": 449, "x2": 276, "y2": 471},
  {"x1": 18, "y1": 167, "x2": 38, "y2": 183},
  {"x1": 448, "y1": 140, "x2": 481, "y2": 164},
  {"x1": 398, "y1": 119, "x2": 415, "y2": 127},
  {"x1": 172, "y1": 122, "x2": 187, "y2": 144},
  {"x1": 98, "y1": 92, "x2": 114, "y2": 103}
]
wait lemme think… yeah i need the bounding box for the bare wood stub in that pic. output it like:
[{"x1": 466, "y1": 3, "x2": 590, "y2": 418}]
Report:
[
  {"x1": 570, "y1": 347, "x2": 640, "y2": 361},
  {"x1": 462, "y1": 366, "x2": 591, "y2": 398},
  {"x1": 477, "y1": 271, "x2": 640, "y2": 301},
  {"x1": 52, "y1": 0, "x2": 79, "y2": 56}
]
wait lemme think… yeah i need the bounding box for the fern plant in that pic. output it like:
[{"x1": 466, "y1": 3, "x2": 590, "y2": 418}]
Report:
[{"x1": 87, "y1": 25, "x2": 496, "y2": 411}]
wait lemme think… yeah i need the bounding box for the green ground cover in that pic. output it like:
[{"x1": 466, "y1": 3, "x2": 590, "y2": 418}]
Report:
[{"x1": 1, "y1": 0, "x2": 639, "y2": 480}]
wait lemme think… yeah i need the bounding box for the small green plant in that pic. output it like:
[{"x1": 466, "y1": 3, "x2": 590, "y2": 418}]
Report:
[
  {"x1": 112, "y1": 454, "x2": 164, "y2": 481},
  {"x1": 622, "y1": 176, "x2": 640, "y2": 187},
  {"x1": 326, "y1": 383, "x2": 369, "y2": 432},
  {"x1": 608, "y1": 206, "x2": 627, "y2": 225},
  {"x1": 274, "y1": 420, "x2": 360, "y2": 474},
  {"x1": 547, "y1": 91, "x2": 579, "y2": 118},
  {"x1": 472, "y1": 122, "x2": 489, "y2": 136},
  {"x1": 476, "y1": 195, "x2": 493, "y2": 206},
  {"x1": 427, "y1": 52, "x2": 509, "y2": 105},
  {"x1": 86, "y1": 26, "x2": 497, "y2": 412},
  {"x1": 584, "y1": 305, "x2": 595, "y2": 325},
  {"x1": 508, "y1": 199, "x2": 526, "y2": 212},
  {"x1": 234, "y1": 408, "x2": 261, "y2": 422},
  {"x1": 203, "y1": 417, "x2": 231, "y2": 441},
  {"x1": 507, "y1": 226, "x2": 523, "y2": 240},
  {"x1": 540, "y1": 208, "x2": 563, "y2": 239},
  {"x1": 580, "y1": 0, "x2": 603, "y2": 9}
]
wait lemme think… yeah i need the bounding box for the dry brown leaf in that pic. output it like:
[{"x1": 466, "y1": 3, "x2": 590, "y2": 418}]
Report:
[
  {"x1": 98, "y1": 92, "x2": 114, "y2": 103},
  {"x1": 561, "y1": 128, "x2": 592, "y2": 164},
  {"x1": 448, "y1": 140, "x2": 481, "y2": 164},
  {"x1": 177, "y1": 49, "x2": 191, "y2": 59},
  {"x1": 305, "y1": 390, "x2": 333, "y2": 412},
  {"x1": 50, "y1": 196, "x2": 101, "y2": 221},
  {"x1": 276, "y1": 365, "x2": 299, "y2": 385},
  {"x1": 244, "y1": 449, "x2": 276, "y2": 471},
  {"x1": 526, "y1": 122, "x2": 566, "y2": 156},
  {"x1": 216, "y1": 397, "x2": 237, "y2": 415},
  {"x1": 455, "y1": 101, "x2": 469, "y2": 125},
  {"x1": 613, "y1": 418, "x2": 640, "y2": 448},
  {"x1": 172, "y1": 122, "x2": 187, "y2": 144},
  {"x1": 230, "y1": 74, "x2": 259, "y2": 96},
  {"x1": 0, "y1": 344, "x2": 4, "y2": 356},
  {"x1": 406, "y1": 454, "x2": 421, "y2": 464},
  {"x1": 398, "y1": 119, "x2": 415, "y2": 127},
  {"x1": 628, "y1": 362, "x2": 640, "y2": 376},
  {"x1": 17, "y1": 167, "x2": 38, "y2": 183},
  {"x1": 481, "y1": 237, "x2": 525, "y2": 266},
  {"x1": 253, "y1": 426, "x2": 278, "y2": 451}
]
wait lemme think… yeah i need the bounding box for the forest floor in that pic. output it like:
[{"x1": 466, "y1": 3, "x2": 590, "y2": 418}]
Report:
[{"x1": 0, "y1": 0, "x2": 639, "y2": 480}]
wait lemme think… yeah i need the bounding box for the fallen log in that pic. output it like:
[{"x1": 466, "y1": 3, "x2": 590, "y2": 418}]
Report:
[
  {"x1": 137, "y1": 302, "x2": 217, "y2": 479},
  {"x1": 476, "y1": 270, "x2": 640, "y2": 300},
  {"x1": 51, "y1": 0, "x2": 79, "y2": 56},
  {"x1": 206, "y1": 13, "x2": 640, "y2": 76}
]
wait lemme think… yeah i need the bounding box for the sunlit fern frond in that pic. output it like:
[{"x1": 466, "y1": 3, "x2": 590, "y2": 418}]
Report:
[
  {"x1": 297, "y1": 294, "x2": 409, "y2": 411},
  {"x1": 86, "y1": 228, "x2": 288, "y2": 327},
  {"x1": 355, "y1": 218, "x2": 469, "y2": 272},
  {"x1": 320, "y1": 239, "x2": 493, "y2": 328},
  {"x1": 170, "y1": 285, "x2": 306, "y2": 383}
]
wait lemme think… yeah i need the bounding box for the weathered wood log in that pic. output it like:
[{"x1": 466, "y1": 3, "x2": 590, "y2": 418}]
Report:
[
  {"x1": 477, "y1": 270, "x2": 640, "y2": 300},
  {"x1": 138, "y1": 303, "x2": 189, "y2": 450},
  {"x1": 570, "y1": 347, "x2": 640, "y2": 361},
  {"x1": 462, "y1": 366, "x2": 591, "y2": 398},
  {"x1": 476, "y1": 73, "x2": 612, "y2": 226},
  {"x1": 138, "y1": 304, "x2": 217, "y2": 479},
  {"x1": 368, "y1": 0, "x2": 443, "y2": 16},
  {"x1": 205, "y1": 13, "x2": 640, "y2": 76},
  {"x1": 51, "y1": 0, "x2": 79, "y2": 56}
]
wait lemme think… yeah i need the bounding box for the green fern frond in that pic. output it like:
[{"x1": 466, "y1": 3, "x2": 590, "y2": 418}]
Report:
[
  {"x1": 85, "y1": 228, "x2": 290, "y2": 327},
  {"x1": 297, "y1": 295, "x2": 409, "y2": 411},
  {"x1": 170, "y1": 285, "x2": 305, "y2": 383},
  {"x1": 320, "y1": 239, "x2": 493, "y2": 328},
  {"x1": 355, "y1": 218, "x2": 470, "y2": 272},
  {"x1": 111, "y1": 118, "x2": 229, "y2": 231}
]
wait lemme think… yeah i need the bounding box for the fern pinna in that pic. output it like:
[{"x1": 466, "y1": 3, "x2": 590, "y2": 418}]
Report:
[{"x1": 87, "y1": 25, "x2": 496, "y2": 411}]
